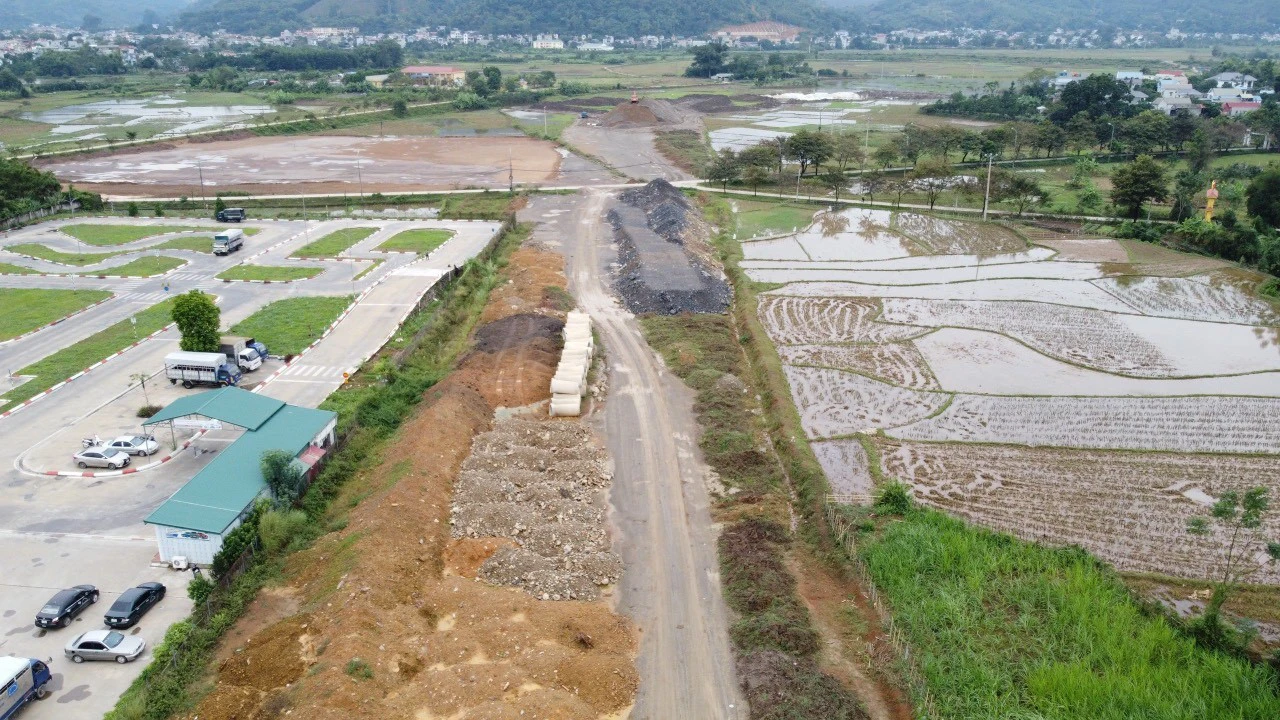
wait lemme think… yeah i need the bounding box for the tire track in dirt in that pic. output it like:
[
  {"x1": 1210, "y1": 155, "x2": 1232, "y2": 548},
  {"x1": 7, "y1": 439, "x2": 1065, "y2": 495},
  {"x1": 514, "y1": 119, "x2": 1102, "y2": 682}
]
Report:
[{"x1": 539, "y1": 190, "x2": 746, "y2": 719}]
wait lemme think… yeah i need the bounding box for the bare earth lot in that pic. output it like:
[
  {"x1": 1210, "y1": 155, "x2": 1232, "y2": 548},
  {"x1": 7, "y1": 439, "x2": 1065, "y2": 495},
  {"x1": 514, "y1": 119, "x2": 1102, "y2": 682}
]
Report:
[{"x1": 37, "y1": 134, "x2": 562, "y2": 198}]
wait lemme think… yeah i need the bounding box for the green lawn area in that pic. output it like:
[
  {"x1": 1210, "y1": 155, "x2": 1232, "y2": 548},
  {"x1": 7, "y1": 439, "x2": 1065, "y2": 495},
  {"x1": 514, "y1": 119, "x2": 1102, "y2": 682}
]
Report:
[
  {"x1": 375, "y1": 229, "x2": 454, "y2": 254},
  {"x1": 858, "y1": 508, "x2": 1280, "y2": 719},
  {"x1": 732, "y1": 200, "x2": 819, "y2": 238},
  {"x1": 0, "y1": 289, "x2": 111, "y2": 342},
  {"x1": 439, "y1": 194, "x2": 511, "y2": 220},
  {"x1": 290, "y1": 227, "x2": 379, "y2": 258},
  {"x1": 0, "y1": 298, "x2": 175, "y2": 410},
  {"x1": 151, "y1": 237, "x2": 214, "y2": 253},
  {"x1": 60, "y1": 224, "x2": 211, "y2": 246},
  {"x1": 216, "y1": 265, "x2": 324, "y2": 282},
  {"x1": 0, "y1": 262, "x2": 41, "y2": 275},
  {"x1": 80, "y1": 256, "x2": 187, "y2": 277},
  {"x1": 7, "y1": 243, "x2": 124, "y2": 266},
  {"x1": 229, "y1": 295, "x2": 353, "y2": 356}
]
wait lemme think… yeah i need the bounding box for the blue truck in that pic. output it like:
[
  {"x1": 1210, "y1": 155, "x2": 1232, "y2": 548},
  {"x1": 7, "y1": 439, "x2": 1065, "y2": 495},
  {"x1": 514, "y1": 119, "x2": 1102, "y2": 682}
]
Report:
[{"x1": 0, "y1": 657, "x2": 52, "y2": 719}]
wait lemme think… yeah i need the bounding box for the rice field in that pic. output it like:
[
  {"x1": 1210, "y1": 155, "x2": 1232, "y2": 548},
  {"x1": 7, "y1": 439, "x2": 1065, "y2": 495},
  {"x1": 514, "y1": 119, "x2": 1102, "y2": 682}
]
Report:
[{"x1": 749, "y1": 209, "x2": 1280, "y2": 598}]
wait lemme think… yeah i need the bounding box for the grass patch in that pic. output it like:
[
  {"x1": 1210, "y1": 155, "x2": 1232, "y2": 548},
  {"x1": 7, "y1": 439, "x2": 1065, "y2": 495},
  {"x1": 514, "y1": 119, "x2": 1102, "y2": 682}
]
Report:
[
  {"x1": 352, "y1": 258, "x2": 384, "y2": 281},
  {"x1": 375, "y1": 229, "x2": 454, "y2": 254},
  {"x1": 860, "y1": 509, "x2": 1280, "y2": 719},
  {"x1": 0, "y1": 298, "x2": 175, "y2": 409},
  {"x1": 654, "y1": 129, "x2": 713, "y2": 175},
  {"x1": 439, "y1": 193, "x2": 513, "y2": 220},
  {"x1": 217, "y1": 265, "x2": 324, "y2": 282},
  {"x1": 80, "y1": 256, "x2": 186, "y2": 277},
  {"x1": 7, "y1": 242, "x2": 123, "y2": 266},
  {"x1": 0, "y1": 288, "x2": 111, "y2": 341},
  {"x1": 291, "y1": 227, "x2": 378, "y2": 258},
  {"x1": 0, "y1": 262, "x2": 41, "y2": 275},
  {"x1": 733, "y1": 200, "x2": 819, "y2": 239},
  {"x1": 229, "y1": 295, "x2": 353, "y2": 355},
  {"x1": 151, "y1": 237, "x2": 214, "y2": 253},
  {"x1": 60, "y1": 224, "x2": 210, "y2": 246}
]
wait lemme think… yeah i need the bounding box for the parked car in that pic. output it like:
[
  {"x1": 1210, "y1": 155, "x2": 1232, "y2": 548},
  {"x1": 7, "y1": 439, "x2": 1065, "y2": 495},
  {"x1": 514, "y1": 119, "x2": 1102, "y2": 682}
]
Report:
[
  {"x1": 35, "y1": 585, "x2": 98, "y2": 629},
  {"x1": 64, "y1": 630, "x2": 145, "y2": 664},
  {"x1": 103, "y1": 582, "x2": 166, "y2": 629},
  {"x1": 106, "y1": 435, "x2": 159, "y2": 457},
  {"x1": 216, "y1": 207, "x2": 246, "y2": 223},
  {"x1": 72, "y1": 447, "x2": 130, "y2": 469}
]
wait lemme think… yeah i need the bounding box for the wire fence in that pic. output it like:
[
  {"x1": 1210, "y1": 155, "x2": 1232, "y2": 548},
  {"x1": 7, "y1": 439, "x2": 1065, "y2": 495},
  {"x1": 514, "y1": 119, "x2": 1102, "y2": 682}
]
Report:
[{"x1": 823, "y1": 496, "x2": 939, "y2": 719}]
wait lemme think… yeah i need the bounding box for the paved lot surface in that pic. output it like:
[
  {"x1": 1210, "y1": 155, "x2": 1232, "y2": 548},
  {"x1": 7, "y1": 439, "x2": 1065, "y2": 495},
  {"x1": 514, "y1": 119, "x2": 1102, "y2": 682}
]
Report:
[{"x1": 0, "y1": 217, "x2": 499, "y2": 719}]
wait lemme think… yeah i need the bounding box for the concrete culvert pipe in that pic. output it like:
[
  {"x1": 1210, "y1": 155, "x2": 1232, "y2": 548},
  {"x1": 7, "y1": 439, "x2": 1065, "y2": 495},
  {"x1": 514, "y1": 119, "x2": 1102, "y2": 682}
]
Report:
[
  {"x1": 550, "y1": 377, "x2": 583, "y2": 395},
  {"x1": 550, "y1": 395, "x2": 583, "y2": 417}
]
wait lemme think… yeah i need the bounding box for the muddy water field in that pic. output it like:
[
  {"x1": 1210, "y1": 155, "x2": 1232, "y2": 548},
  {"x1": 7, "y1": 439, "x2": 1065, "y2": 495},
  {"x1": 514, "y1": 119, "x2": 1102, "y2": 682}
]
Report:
[
  {"x1": 752, "y1": 209, "x2": 1280, "y2": 590},
  {"x1": 39, "y1": 134, "x2": 563, "y2": 198}
]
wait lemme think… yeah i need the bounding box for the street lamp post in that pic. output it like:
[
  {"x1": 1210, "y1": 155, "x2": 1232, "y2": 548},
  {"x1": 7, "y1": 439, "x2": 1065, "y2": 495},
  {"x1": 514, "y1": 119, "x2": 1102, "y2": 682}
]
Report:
[
  {"x1": 356, "y1": 150, "x2": 364, "y2": 200},
  {"x1": 981, "y1": 153, "x2": 994, "y2": 221}
]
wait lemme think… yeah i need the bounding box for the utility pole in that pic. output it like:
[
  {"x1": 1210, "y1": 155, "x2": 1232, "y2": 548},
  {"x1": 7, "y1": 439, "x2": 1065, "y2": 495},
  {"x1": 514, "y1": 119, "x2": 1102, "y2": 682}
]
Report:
[
  {"x1": 508, "y1": 151, "x2": 514, "y2": 194},
  {"x1": 197, "y1": 161, "x2": 207, "y2": 211},
  {"x1": 356, "y1": 150, "x2": 364, "y2": 200},
  {"x1": 982, "y1": 154, "x2": 994, "y2": 221}
]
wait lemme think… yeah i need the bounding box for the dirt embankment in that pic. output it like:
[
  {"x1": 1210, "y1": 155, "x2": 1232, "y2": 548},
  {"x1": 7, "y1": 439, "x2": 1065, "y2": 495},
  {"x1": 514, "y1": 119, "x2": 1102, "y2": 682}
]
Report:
[{"x1": 185, "y1": 243, "x2": 638, "y2": 720}]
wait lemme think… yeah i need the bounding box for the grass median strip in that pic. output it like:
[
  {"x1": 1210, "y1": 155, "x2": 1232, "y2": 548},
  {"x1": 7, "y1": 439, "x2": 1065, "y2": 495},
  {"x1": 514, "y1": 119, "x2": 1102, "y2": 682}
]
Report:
[
  {"x1": 375, "y1": 228, "x2": 454, "y2": 254},
  {"x1": 229, "y1": 295, "x2": 353, "y2": 355},
  {"x1": 217, "y1": 265, "x2": 324, "y2": 282},
  {"x1": 79, "y1": 256, "x2": 186, "y2": 277},
  {"x1": 8, "y1": 242, "x2": 124, "y2": 266},
  {"x1": 60, "y1": 224, "x2": 211, "y2": 246},
  {"x1": 291, "y1": 227, "x2": 378, "y2": 258},
  {"x1": 0, "y1": 298, "x2": 175, "y2": 409},
  {"x1": 0, "y1": 289, "x2": 112, "y2": 342},
  {"x1": 0, "y1": 262, "x2": 41, "y2": 275},
  {"x1": 151, "y1": 237, "x2": 214, "y2": 253}
]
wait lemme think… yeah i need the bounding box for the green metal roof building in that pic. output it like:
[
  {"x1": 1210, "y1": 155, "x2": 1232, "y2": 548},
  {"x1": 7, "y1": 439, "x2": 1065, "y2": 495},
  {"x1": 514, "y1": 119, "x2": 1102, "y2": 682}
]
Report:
[{"x1": 143, "y1": 387, "x2": 336, "y2": 565}]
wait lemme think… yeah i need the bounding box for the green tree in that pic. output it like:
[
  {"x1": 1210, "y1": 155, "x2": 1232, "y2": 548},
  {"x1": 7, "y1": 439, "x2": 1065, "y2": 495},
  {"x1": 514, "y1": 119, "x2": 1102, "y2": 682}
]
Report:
[
  {"x1": 1122, "y1": 110, "x2": 1172, "y2": 155},
  {"x1": 913, "y1": 158, "x2": 954, "y2": 210},
  {"x1": 861, "y1": 169, "x2": 885, "y2": 204},
  {"x1": 261, "y1": 449, "x2": 306, "y2": 507},
  {"x1": 704, "y1": 149, "x2": 740, "y2": 192},
  {"x1": 482, "y1": 66, "x2": 502, "y2": 92},
  {"x1": 1246, "y1": 168, "x2": 1280, "y2": 228},
  {"x1": 685, "y1": 43, "x2": 728, "y2": 78},
  {"x1": 984, "y1": 167, "x2": 1049, "y2": 216},
  {"x1": 785, "y1": 130, "x2": 834, "y2": 176},
  {"x1": 831, "y1": 132, "x2": 864, "y2": 172},
  {"x1": 1170, "y1": 171, "x2": 1205, "y2": 223},
  {"x1": 743, "y1": 164, "x2": 769, "y2": 196},
  {"x1": 819, "y1": 168, "x2": 849, "y2": 203},
  {"x1": 126, "y1": 201, "x2": 139, "y2": 217},
  {"x1": 1187, "y1": 487, "x2": 1280, "y2": 645},
  {"x1": 872, "y1": 143, "x2": 898, "y2": 169},
  {"x1": 1110, "y1": 155, "x2": 1168, "y2": 219},
  {"x1": 1185, "y1": 128, "x2": 1216, "y2": 175},
  {"x1": 1065, "y1": 112, "x2": 1098, "y2": 154},
  {"x1": 391, "y1": 98, "x2": 409, "y2": 117},
  {"x1": 172, "y1": 290, "x2": 220, "y2": 353},
  {"x1": 214, "y1": 197, "x2": 227, "y2": 218},
  {"x1": 1077, "y1": 182, "x2": 1103, "y2": 212}
]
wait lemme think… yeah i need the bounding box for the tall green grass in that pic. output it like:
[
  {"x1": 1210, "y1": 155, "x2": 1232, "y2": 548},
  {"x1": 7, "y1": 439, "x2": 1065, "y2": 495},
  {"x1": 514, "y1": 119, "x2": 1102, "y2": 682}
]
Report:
[{"x1": 860, "y1": 509, "x2": 1280, "y2": 719}]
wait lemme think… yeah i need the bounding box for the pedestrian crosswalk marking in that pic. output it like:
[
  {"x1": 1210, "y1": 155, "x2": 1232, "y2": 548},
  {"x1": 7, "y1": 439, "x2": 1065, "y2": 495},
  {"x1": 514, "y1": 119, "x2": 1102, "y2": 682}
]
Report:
[{"x1": 282, "y1": 364, "x2": 345, "y2": 378}]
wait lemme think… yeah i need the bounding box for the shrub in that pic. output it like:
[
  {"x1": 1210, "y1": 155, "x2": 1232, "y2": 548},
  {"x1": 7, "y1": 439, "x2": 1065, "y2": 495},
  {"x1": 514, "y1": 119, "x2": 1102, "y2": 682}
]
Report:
[
  {"x1": 187, "y1": 575, "x2": 214, "y2": 605},
  {"x1": 136, "y1": 404, "x2": 161, "y2": 418},
  {"x1": 874, "y1": 480, "x2": 914, "y2": 516},
  {"x1": 258, "y1": 509, "x2": 309, "y2": 555},
  {"x1": 345, "y1": 658, "x2": 373, "y2": 679},
  {"x1": 126, "y1": 202, "x2": 139, "y2": 217}
]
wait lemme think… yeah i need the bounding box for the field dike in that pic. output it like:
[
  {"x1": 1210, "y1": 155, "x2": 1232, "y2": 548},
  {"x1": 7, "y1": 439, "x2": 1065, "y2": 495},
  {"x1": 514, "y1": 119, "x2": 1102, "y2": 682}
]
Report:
[
  {"x1": 174, "y1": 241, "x2": 637, "y2": 719},
  {"x1": 637, "y1": 192, "x2": 912, "y2": 719}
]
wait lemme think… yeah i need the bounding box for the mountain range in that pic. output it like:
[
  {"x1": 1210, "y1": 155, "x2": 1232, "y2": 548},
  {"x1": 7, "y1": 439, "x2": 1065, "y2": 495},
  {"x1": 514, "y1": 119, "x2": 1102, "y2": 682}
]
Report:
[{"x1": 0, "y1": 0, "x2": 191, "y2": 30}]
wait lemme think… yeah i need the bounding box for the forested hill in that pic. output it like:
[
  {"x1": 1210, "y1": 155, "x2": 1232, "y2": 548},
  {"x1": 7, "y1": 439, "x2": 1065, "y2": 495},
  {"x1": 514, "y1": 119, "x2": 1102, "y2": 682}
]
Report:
[
  {"x1": 835, "y1": 0, "x2": 1280, "y2": 34},
  {"x1": 1, "y1": 0, "x2": 191, "y2": 30},
  {"x1": 179, "y1": 0, "x2": 851, "y2": 36}
]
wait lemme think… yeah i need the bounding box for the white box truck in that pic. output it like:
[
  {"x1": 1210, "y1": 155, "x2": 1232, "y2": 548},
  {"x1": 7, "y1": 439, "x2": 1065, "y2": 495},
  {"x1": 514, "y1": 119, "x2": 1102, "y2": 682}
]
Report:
[
  {"x1": 164, "y1": 351, "x2": 242, "y2": 388},
  {"x1": 212, "y1": 229, "x2": 244, "y2": 255},
  {"x1": 219, "y1": 336, "x2": 262, "y2": 372}
]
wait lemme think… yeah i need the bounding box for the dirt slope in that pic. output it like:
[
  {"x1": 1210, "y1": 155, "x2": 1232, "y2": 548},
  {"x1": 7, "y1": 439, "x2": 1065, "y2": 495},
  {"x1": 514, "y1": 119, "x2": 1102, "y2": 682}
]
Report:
[{"x1": 185, "y1": 244, "x2": 638, "y2": 720}]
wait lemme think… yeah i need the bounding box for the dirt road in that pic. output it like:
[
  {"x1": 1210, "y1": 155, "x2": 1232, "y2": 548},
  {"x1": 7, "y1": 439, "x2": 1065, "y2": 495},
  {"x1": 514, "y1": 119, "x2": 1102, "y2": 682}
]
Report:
[
  {"x1": 562, "y1": 101, "x2": 702, "y2": 182},
  {"x1": 525, "y1": 191, "x2": 747, "y2": 718}
]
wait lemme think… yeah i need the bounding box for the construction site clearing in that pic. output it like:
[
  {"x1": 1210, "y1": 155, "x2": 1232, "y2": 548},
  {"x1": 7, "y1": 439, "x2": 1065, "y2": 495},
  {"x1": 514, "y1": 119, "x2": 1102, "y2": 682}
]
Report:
[{"x1": 185, "y1": 242, "x2": 638, "y2": 720}]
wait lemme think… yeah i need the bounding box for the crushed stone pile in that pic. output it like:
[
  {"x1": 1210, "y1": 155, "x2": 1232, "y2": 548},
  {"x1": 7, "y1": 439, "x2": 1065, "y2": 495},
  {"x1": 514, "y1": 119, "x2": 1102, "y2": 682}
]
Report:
[
  {"x1": 609, "y1": 179, "x2": 731, "y2": 315},
  {"x1": 600, "y1": 102, "x2": 662, "y2": 128},
  {"x1": 451, "y1": 418, "x2": 622, "y2": 601}
]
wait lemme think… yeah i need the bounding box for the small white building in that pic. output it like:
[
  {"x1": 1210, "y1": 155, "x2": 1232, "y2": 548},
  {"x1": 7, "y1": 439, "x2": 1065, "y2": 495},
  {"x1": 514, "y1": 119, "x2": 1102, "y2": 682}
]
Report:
[{"x1": 144, "y1": 388, "x2": 336, "y2": 566}]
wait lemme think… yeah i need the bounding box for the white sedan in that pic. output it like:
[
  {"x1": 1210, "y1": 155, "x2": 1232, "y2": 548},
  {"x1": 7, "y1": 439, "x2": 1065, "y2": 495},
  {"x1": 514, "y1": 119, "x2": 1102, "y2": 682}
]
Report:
[{"x1": 107, "y1": 435, "x2": 160, "y2": 456}]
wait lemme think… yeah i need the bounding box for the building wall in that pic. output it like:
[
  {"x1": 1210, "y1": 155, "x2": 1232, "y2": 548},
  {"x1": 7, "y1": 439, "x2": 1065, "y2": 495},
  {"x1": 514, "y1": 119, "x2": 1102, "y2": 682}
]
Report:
[{"x1": 154, "y1": 525, "x2": 227, "y2": 566}]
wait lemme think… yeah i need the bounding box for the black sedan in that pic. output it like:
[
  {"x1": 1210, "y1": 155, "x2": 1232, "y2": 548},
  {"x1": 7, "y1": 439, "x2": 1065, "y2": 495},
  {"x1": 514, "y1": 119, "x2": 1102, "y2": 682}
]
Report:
[
  {"x1": 103, "y1": 582, "x2": 166, "y2": 629},
  {"x1": 35, "y1": 585, "x2": 98, "y2": 629}
]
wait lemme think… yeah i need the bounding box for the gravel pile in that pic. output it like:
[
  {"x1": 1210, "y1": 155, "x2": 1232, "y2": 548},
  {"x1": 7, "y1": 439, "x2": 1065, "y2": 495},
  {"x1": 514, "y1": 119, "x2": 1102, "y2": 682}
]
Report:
[
  {"x1": 609, "y1": 180, "x2": 731, "y2": 315},
  {"x1": 451, "y1": 418, "x2": 623, "y2": 601}
]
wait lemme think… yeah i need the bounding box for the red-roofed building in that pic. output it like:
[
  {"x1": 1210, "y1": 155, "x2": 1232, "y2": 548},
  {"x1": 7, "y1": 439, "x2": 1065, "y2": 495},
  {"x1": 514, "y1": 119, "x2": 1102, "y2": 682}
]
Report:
[
  {"x1": 714, "y1": 22, "x2": 803, "y2": 44},
  {"x1": 400, "y1": 65, "x2": 466, "y2": 87},
  {"x1": 1222, "y1": 101, "x2": 1262, "y2": 117}
]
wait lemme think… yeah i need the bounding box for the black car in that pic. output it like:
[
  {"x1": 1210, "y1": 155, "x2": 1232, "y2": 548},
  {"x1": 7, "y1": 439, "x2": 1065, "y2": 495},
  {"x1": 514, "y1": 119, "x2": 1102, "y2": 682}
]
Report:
[
  {"x1": 35, "y1": 585, "x2": 98, "y2": 629},
  {"x1": 103, "y1": 582, "x2": 166, "y2": 629},
  {"x1": 216, "y1": 207, "x2": 246, "y2": 223}
]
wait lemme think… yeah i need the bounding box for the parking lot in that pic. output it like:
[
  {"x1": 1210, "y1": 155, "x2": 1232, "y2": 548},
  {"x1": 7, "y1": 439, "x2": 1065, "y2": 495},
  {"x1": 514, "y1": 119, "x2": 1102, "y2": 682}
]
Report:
[{"x1": 0, "y1": 216, "x2": 500, "y2": 717}]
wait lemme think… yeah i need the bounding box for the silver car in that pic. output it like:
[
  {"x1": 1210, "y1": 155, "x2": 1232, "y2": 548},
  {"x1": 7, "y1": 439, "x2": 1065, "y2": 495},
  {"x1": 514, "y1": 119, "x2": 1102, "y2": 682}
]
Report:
[
  {"x1": 71, "y1": 447, "x2": 130, "y2": 469},
  {"x1": 106, "y1": 435, "x2": 160, "y2": 456},
  {"x1": 64, "y1": 630, "x2": 145, "y2": 664}
]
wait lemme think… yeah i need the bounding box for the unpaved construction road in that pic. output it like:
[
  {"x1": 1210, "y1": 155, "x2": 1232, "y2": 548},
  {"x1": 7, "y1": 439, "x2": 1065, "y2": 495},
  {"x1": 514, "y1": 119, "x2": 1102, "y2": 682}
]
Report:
[{"x1": 524, "y1": 191, "x2": 747, "y2": 718}]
